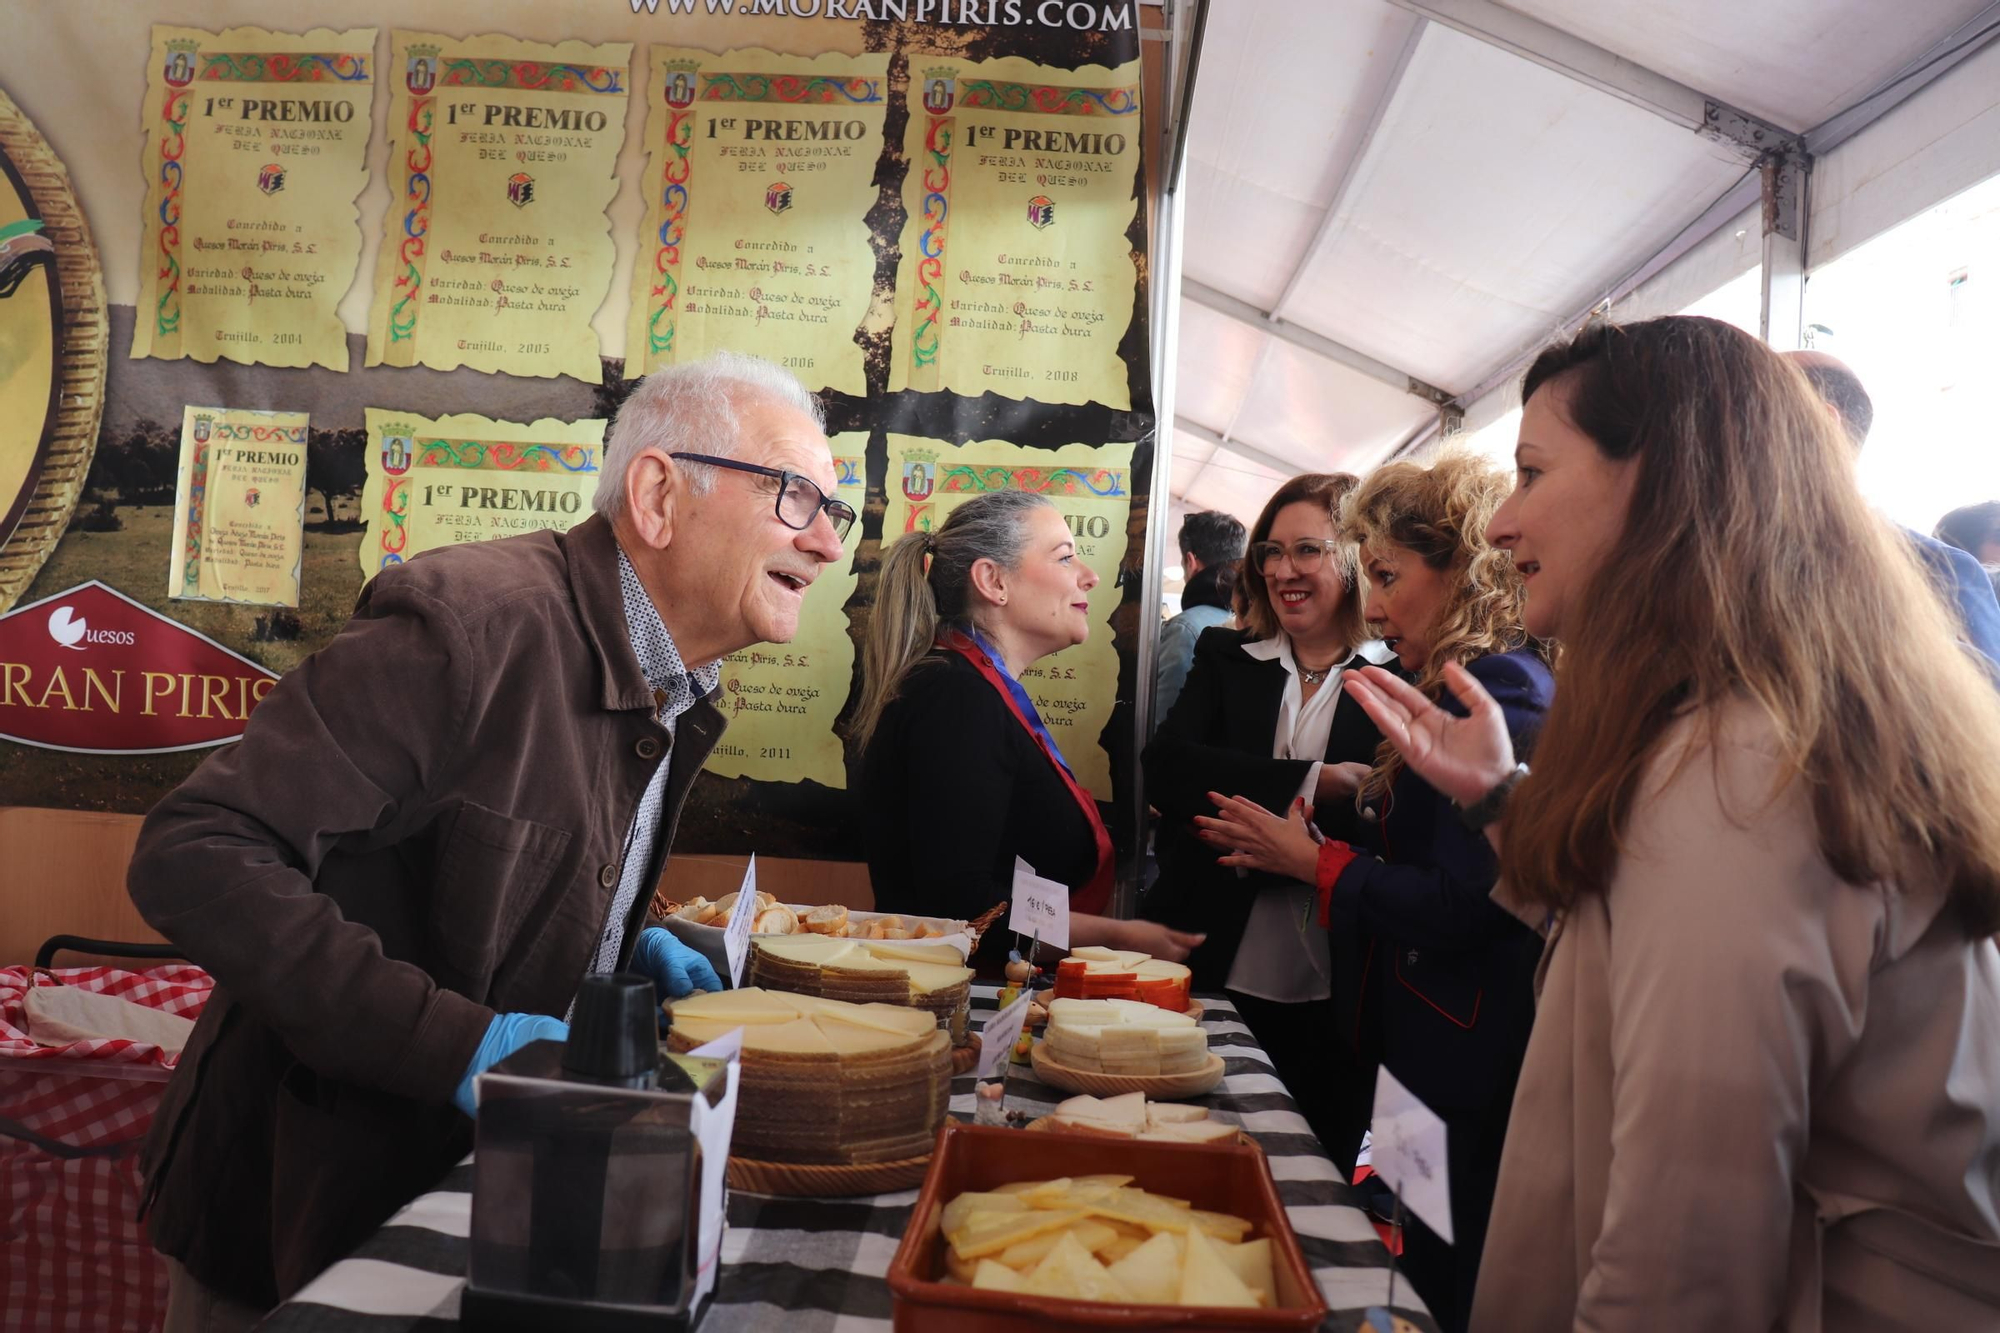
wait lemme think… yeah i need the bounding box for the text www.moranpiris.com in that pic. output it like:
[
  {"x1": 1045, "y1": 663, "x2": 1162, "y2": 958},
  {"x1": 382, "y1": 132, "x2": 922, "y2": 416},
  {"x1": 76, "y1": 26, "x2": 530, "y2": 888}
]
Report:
[{"x1": 628, "y1": 0, "x2": 1138, "y2": 32}]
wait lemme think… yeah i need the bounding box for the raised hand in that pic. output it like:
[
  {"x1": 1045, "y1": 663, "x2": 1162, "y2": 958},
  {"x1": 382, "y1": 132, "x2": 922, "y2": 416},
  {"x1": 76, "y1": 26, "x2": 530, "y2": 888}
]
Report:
[{"x1": 1341, "y1": 662, "x2": 1515, "y2": 807}]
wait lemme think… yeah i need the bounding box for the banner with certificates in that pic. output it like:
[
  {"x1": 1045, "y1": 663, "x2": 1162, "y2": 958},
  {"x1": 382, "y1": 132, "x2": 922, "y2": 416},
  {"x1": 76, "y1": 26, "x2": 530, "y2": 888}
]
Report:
[
  {"x1": 364, "y1": 31, "x2": 630, "y2": 382},
  {"x1": 357, "y1": 408, "x2": 603, "y2": 580},
  {"x1": 883, "y1": 436, "x2": 1136, "y2": 800},
  {"x1": 890, "y1": 56, "x2": 1142, "y2": 410},
  {"x1": 704, "y1": 435, "x2": 866, "y2": 788},
  {"x1": 167, "y1": 406, "x2": 309, "y2": 607},
  {"x1": 627, "y1": 47, "x2": 887, "y2": 394},
  {"x1": 132, "y1": 25, "x2": 374, "y2": 371}
]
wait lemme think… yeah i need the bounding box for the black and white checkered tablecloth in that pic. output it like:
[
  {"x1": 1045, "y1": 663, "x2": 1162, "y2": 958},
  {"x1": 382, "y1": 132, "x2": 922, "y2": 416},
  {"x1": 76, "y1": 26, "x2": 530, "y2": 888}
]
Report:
[{"x1": 259, "y1": 988, "x2": 1436, "y2": 1333}]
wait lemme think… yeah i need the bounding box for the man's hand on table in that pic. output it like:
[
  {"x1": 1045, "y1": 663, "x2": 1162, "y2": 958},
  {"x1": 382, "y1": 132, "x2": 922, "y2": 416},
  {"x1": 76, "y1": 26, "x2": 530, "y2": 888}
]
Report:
[
  {"x1": 631, "y1": 926, "x2": 724, "y2": 1001},
  {"x1": 453, "y1": 1012, "x2": 569, "y2": 1116}
]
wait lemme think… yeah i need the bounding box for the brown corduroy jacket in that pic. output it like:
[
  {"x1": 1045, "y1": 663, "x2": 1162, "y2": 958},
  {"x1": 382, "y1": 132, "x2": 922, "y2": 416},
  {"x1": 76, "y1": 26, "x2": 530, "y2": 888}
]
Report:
[{"x1": 127, "y1": 512, "x2": 723, "y2": 1307}]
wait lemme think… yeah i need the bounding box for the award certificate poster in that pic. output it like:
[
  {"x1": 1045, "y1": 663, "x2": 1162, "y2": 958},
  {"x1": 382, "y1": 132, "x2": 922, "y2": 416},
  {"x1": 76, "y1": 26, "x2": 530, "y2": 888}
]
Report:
[
  {"x1": 364, "y1": 32, "x2": 631, "y2": 382},
  {"x1": 167, "y1": 406, "x2": 309, "y2": 607},
  {"x1": 132, "y1": 26, "x2": 374, "y2": 371},
  {"x1": 883, "y1": 436, "x2": 1136, "y2": 799},
  {"x1": 705, "y1": 436, "x2": 865, "y2": 788},
  {"x1": 627, "y1": 47, "x2": 887, "y2": 393},
  {"x1": 890, "y1": 57, "x2": 1141, "y2": 410},
  {"x1": 357, "y1": 408, "x2": 602, "y2": 580}
]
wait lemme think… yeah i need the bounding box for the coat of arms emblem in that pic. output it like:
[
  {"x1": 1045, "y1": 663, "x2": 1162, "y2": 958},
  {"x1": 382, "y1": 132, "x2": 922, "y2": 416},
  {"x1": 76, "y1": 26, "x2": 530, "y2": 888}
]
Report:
[
  {"x1": 665, "y1": 61, "x2": 700, "y2": 109},
  {"x1": 406, "y1": 49, "x2": 438, "y2": 95},
  {"x1": 382, "y1": 432, "x2": 413, "y2": 476},
  {"x1": 163, "y1": 42, "x2": 198, "y2": 89},
  {"x1": 922, "y1": 69, "x2": 956, "y2": 114},
  {"x1": 902, "y1": 459, "x2": 935, "y2": 502}
]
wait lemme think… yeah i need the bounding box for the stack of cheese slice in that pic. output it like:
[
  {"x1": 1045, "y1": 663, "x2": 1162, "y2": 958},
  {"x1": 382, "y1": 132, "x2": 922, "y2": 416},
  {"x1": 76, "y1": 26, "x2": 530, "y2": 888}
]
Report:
[
  {"x1": 750, "y1": 935, "x2": 974, "y2": 1044},
  {"x1": 1042, "y1": 998, "x2": 1209, "y2": 1076},
  {"x1": 666, "y1": 988, "x2": 952, "y2": 1165},
  {"x1": 1055, "y1": 947, "x2": 1194, "y2": 1011},
  {"x1": 1044, "y1": 1092, "x2": 1240, "y2": 1144}
]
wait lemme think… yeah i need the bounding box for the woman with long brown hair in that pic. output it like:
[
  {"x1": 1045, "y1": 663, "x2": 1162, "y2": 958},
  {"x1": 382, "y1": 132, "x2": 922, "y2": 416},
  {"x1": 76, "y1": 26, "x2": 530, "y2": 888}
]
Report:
[
  {"x1": 1200, "y1": 451, "x2": 1553, "y2": 1331},
  {"x1": 1346, "y1": 315, "x2": 2000, "y2": 1328}
]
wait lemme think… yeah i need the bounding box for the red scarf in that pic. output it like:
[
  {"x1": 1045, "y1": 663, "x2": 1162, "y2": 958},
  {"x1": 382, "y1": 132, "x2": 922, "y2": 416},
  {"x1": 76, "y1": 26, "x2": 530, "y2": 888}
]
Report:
[{"x1": 938, "y1": 633, "x2": 1114, "y2": 915}]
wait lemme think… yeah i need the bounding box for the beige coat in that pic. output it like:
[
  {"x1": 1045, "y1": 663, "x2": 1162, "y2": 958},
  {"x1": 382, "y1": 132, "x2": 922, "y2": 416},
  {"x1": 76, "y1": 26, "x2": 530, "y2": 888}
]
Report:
[{"x1": 1472, "y1": 702, "x2": 2000, "y2": 1332}]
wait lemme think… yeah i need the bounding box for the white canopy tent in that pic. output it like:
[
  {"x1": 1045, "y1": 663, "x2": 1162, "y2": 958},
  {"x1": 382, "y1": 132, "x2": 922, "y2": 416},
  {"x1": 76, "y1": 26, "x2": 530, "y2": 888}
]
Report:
[{"x1": 1159, "y1": 0, "x2": 2000, "y2": 523}]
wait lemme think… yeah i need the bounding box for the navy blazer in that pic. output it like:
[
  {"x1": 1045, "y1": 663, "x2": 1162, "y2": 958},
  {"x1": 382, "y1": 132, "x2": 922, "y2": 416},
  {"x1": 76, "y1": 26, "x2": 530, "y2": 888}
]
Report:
[{"x1": 1324, "y1": 647, "x2": 1554, "y2": 1116}]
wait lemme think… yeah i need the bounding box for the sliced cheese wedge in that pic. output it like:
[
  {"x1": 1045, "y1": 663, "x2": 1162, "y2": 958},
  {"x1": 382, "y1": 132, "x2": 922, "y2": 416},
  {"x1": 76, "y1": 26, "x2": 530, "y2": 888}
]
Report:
[
  {"x1": 754, "y1": 936, "x2": 861, "y2": 965},
  {"x1": 899, "y1": 960, "x2": 975, "y2": 995},
  {"x1": 1179, "y1": 1225, "x2": 1260, "y2": 1308},
  {"x1": 667, "y1": 989, "x2": 803, "y2": 1024},
  {"x1": 739, "y1": 1017, "x2": 839, "y2": 1057},
  {"x1": 803, "y1": 998, "x2": 935, "y2": 1037},
  {"x1": 816, "y1": 1016, "x2": 930, "y2": 1055},
  {"x1": 861, "y1": 940, "x2": 968, "y2": 966}
]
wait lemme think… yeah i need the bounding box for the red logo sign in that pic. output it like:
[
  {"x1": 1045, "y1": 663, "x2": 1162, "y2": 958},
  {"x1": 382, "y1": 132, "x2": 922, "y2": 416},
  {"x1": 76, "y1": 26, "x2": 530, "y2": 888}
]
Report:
[{"x1": 0, "y1": 582, "x2": 279, "y2": 754}]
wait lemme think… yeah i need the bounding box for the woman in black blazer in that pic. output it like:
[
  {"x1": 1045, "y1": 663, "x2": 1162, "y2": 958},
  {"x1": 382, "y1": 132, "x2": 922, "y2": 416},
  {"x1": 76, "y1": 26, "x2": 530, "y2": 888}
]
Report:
[
  {"x1": 858, "y1": 490, "x2": 1201, "y2": 966},
  {"x1": 1201, "y1": 452, "x2": 1552, "y2": 1332},
  {"x1": 1142, "y1": 472, "x2": 1392, "y2": 1171}
]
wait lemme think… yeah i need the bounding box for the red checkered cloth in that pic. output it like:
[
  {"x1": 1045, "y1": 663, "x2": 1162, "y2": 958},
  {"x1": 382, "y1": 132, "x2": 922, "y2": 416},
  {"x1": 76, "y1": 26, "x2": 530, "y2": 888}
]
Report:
[{"x1": 0, "y1": 965, "x2": 213, "y2": 1333}]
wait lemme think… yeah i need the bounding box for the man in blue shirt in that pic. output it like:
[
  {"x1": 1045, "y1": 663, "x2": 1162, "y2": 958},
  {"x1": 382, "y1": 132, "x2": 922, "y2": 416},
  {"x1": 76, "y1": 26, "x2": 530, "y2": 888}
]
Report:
[
  {"x1": 1155, "y1": 510, "x2": 1246, "y2": 717},
  {"x1": 1789, "y1": 350, "x2": 2000, "y2": 674}
]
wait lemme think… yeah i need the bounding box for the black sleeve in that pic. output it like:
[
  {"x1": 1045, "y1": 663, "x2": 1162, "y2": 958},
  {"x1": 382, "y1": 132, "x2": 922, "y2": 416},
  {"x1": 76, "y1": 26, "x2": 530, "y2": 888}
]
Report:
[
  {"x1": 1144, "y1": 628, "x2": 1314, "y2": 820},
  {"x1": 876, "y1": 665, "x2": 1021, "y2": 924}
]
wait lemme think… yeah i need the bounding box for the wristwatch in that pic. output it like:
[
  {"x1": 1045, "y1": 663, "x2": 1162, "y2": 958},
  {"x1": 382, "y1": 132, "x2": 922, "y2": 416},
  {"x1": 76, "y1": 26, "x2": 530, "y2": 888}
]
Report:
[{"x1": 1454, "y1": 762, "x2": 1529, "y2": 830}]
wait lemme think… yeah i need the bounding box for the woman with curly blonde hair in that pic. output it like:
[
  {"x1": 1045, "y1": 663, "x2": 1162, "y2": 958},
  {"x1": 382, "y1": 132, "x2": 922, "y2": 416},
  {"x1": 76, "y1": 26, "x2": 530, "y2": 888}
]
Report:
[{"x1": 1200, "y1": 450, "x2": 1552, "y2": 1332}]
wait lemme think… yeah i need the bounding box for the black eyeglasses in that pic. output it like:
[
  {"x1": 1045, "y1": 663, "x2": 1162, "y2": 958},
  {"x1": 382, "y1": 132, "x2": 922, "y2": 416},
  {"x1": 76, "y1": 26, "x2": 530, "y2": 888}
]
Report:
[
  {"x1": 670, "y1": 453, "x2": 856, "y2": 541},
  {"x1": 1250, "y1": 538, "x2": 1340, "y2": 575}
]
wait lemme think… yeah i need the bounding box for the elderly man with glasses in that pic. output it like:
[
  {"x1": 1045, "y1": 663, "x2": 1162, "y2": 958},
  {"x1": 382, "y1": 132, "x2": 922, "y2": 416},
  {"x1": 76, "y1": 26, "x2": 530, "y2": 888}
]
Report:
[{"x1": 126, "y1": 352, "x2": 849, "y2": 1331}]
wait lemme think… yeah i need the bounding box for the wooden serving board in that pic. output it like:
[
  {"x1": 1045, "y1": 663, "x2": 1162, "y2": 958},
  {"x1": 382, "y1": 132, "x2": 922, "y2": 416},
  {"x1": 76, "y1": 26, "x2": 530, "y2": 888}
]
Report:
[
  {"x1": 1029, "y1": 1043, "x2": 1226, "y2": 1098},
  {"x1": 727, "y1": 1150, "x2": 932, "y2": 1197}
]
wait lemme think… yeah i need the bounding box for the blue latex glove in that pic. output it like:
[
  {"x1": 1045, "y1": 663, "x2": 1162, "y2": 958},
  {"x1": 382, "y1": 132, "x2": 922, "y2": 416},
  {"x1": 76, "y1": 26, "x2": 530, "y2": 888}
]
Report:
[
  {"x1": 630, "y1": 926, "x2": 724, "y2": 1001},
  {"x1": 453, "y1": 1012, "x2": 568, "y2": 1117}
]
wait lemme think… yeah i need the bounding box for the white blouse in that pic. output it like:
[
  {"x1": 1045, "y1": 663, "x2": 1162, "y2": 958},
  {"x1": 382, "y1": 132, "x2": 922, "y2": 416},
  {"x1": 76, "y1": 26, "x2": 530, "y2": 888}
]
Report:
[{"x1": 1224, "y1": 634, "x2": 1394, "y2": 1003}]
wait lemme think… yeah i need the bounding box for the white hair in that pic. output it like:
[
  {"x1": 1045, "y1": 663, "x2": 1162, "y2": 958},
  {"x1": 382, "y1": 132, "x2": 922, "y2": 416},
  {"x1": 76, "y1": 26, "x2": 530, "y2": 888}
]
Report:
[{"x1": 593, "y1": 351, "x2": 826, "y2": 517}]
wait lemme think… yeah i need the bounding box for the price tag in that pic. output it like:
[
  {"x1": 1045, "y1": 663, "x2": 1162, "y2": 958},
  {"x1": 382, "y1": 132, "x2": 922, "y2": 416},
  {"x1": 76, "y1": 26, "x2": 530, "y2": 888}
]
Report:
[
  {"x1": 688, "y1": 1058, "x2": 742, "y2": 1307},
  {"x1": 1369, "y1": 1066, "x2": 1453, "y2": 1243},
  {"x1": 977, "y1": 991, "x2": 1031, "y2": 1081},
  {"x1": 687, "y1": 1025, "x2": 744, "y2": 1064},
  {"x1": 723, "y1": 855, "x2": 757, "y2": 988},
  {"x1": 1009, "y1": 856, "x2": 1069, "y2": 951}
]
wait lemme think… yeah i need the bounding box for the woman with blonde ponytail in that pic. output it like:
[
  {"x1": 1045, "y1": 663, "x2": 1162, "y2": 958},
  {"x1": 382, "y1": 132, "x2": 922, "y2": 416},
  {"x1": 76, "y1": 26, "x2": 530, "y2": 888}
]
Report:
[{"x1": 857, "y1": 490, "x2": 1202, "y2": 963}]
